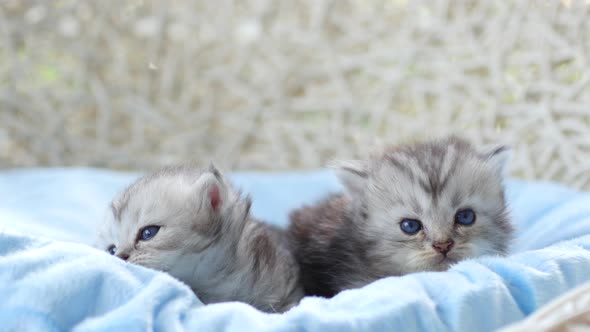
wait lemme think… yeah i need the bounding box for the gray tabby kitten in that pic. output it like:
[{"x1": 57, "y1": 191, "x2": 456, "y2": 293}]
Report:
[
  {"x1": 96, "y1": 165, "x2": 303, "y2": 312},
  {"x1": 288, "y1": 136, "x2": 514, "y2": 298}
]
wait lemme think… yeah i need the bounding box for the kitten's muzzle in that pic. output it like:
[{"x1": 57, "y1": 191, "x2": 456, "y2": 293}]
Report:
[{"x1": 432, "y1": 240, "x2": 454, "y2": 255}]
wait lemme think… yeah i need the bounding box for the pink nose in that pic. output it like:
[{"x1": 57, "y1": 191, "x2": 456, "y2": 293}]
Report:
[{"x1": 432, "y1": 240, "x2": 454, "y2": 255}]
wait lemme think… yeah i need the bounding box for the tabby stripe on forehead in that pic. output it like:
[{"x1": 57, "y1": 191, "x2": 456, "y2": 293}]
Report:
[
  {"x1": 386, "y1": 155, "x2": 416, "y2": 182},
  {"x1": 437, "y1": 156, "x2": 459, "y2": 198},
  {"x1": 415, "y1": 145, "x2": 460, "y2": 203},
  {"x1": 436, "y1": 146, "x2": 460, "y2": 198}
]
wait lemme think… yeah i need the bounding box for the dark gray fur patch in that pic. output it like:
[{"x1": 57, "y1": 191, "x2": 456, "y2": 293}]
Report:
[{"x1": 288, "y1": 194, "x2": 376, "y2": 297}]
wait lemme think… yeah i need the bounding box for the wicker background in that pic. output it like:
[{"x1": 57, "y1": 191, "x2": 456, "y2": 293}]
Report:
[{"x1": 1, "y1": 0, "x2": 589, "y2": 189}]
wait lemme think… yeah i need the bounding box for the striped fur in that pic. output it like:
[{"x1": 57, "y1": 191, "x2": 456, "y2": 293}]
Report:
[
  {"x1": 288, "y1": 136, "x2": 514, "y2": 297},
  {"x1": 96, "y1": 165, "x2": 303, "y2": 312}
]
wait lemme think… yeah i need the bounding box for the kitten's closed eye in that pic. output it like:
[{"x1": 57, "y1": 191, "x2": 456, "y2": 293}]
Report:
[{"x1": 138, "y1": 225, "x2": 160, "y2": 241}]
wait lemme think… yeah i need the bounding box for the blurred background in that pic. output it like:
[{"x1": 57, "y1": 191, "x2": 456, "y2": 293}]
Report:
[{"x1": 0, "y1": 0, "x2": 589, "y2": 189}]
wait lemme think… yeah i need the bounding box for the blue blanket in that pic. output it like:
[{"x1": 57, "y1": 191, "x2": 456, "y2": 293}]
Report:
[{"x1": 1, "y1": 168, "x2": 590, "y2": 331}]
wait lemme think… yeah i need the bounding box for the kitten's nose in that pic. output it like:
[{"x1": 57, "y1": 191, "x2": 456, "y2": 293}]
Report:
[
  {"x1": 116, "y1": 252, "x2": 130, "y2": 261},
  {"x1": 432, "y1": 240, "x2": 454, "y2": 255}
]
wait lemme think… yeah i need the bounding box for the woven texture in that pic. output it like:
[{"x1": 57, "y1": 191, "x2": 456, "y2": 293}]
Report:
[
  {"x1": 500, "y1": 282, "x2": 590, "y2": 332},
  {"x1": 1, "y1": 1, "x2": 589, "y2": 189}
]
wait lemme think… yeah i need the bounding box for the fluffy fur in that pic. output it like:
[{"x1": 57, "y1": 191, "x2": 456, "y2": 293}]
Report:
[
  {"x1": 96, "y1": 165, "x2": 303, "y2": 312},
  {"x1": 288, "y1": 136, "x2": 514, "y2": 298}
]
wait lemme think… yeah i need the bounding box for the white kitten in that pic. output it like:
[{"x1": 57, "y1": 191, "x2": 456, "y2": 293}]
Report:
[{"x1": 96, "y1": 164, "x2": 303, "y2": 312}]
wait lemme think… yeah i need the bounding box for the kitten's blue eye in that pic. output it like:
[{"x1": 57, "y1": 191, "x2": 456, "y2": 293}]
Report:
[
  {"x1": 400, "y1": 219, "x2": 422, "y2": 235},
  {"x1": 455, "y1": 209, "x2": 476, "y2": 226},
  {"x1": 140, "y1": 225, "x2": 160, "y2": 241},
  {"x1": 107, "y1": 245, "x2": 116, "y2": 255}
]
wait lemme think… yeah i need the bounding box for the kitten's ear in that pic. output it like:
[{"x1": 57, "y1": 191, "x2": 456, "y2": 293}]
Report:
[
  {"x1": 197, "y1": 163, "x2": 227, "y2": 212},
  {"x1": 328, "y1": 159, "x2": 369, "y2": 196},
  {"x1": 480, "y1": 145, "x2": 511, "y2": 176}
]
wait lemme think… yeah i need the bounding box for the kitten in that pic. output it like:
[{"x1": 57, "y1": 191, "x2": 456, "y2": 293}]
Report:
[
  {"x1": 288, "y1": 136, "x2": 514, "y2": 298},
  {"x1": 95, "y1": 164, "x2": 303, "y2": 312}
]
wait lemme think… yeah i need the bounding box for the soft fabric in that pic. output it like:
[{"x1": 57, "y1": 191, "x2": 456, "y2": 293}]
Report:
[
  {"x1": 499, "y1": 281, "x2": 590, "y2": 331},
  {"x1": 1, "y1": 168, "x2": 590, "y2": 332}
]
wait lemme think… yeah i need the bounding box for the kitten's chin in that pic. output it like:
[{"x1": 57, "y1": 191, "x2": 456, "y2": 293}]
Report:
[
  {"x1": 431, "y1": 255, "x2": 459, "y2": 271},
  {"x1": 403, "y1": 254, "x2": 458, "y2": 274}
]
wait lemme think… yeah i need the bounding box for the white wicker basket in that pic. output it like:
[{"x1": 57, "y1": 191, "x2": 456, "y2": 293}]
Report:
[{"x1": 1, "y1": 0, "x2": 589, "y2": 189}]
